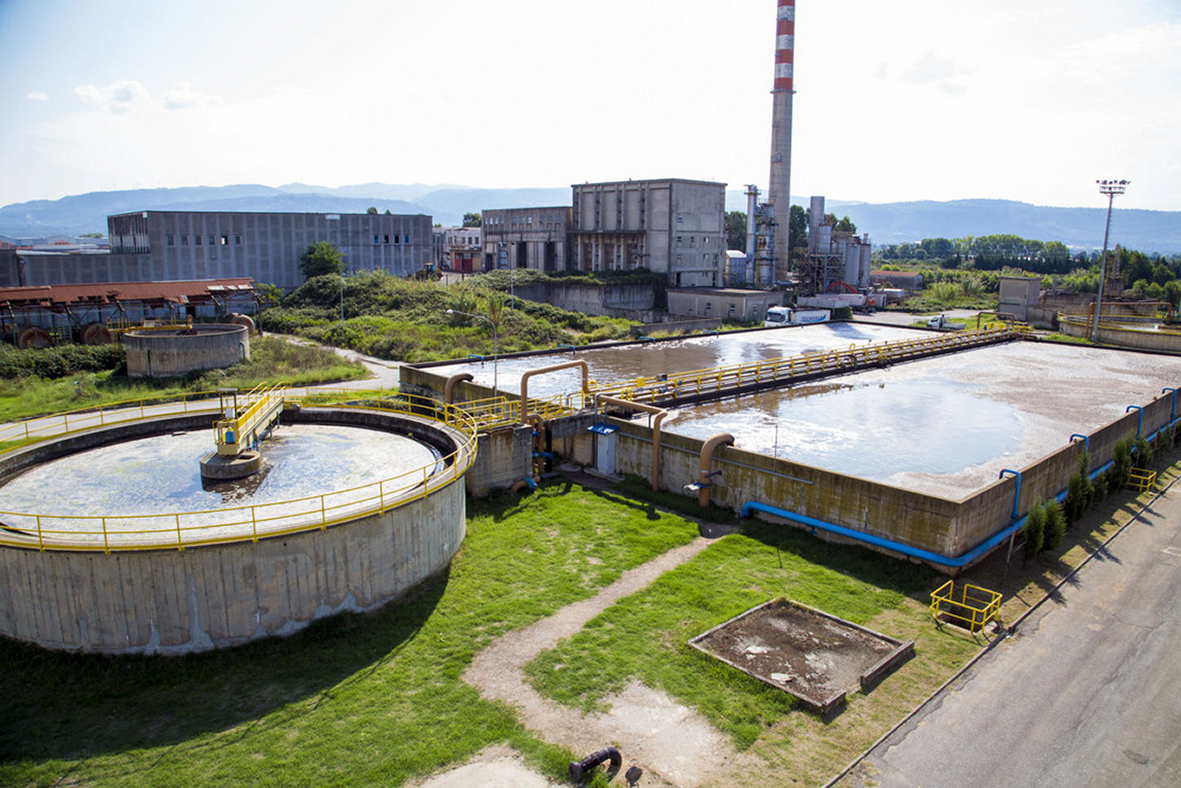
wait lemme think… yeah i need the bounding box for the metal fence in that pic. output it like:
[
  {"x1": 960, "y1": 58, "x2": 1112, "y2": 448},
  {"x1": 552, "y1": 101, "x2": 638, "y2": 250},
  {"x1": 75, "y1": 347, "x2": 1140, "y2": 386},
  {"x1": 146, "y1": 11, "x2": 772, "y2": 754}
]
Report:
[{"x1": 0, "y1": 391, "x2": 477, "y2": 553}]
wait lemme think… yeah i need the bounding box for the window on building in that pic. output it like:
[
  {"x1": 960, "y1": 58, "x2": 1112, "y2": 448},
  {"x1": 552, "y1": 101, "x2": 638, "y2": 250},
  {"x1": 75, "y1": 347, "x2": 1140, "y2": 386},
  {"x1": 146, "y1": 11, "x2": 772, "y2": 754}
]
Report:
[
  {"x1": 704, "y1": 236, "x2": 709, "y2": 245},
  {"x1": 180, "y1": 235, "x2": 188, "y2": 246},
  {"x1": 194, "y1": 235, "x2": 202, "y2": 246},
  {"x1": 208, "y1": 235, "x2": 215, "y2": 246},
  {"x1": 403, "y1": 234, "x2": 409, "y2": 244},
  {"x1": 234, "y1": 235, "x2": 242, "y2": 245},
  {"x1": 221, "y1": 236, "x2": 229, "y2": 245},
  {"x1": 384, "y1": 235, "x2": 390, "y2": 244},
  {"x1": 676, "y1": 236, "x2": 682, "y2": 244},
  {"x1": 374, "y1": 235, "x2": 380, "y2": 244},
  {"x1": 167, "y1": 235, "x2": 174, "y2": 246},
  {"x1": 690, "y1": 236, "x2": 696, "y2": 246}
]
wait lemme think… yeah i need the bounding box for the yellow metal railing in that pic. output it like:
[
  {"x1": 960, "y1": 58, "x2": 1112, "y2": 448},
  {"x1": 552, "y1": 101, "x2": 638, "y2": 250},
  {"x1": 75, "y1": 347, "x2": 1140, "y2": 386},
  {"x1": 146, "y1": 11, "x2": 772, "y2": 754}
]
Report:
[
  {"x1": 1128, "y1": 467, "x2": 1157, "y2": 494},
  {"x1": 930, "y1": 580, "x2": 1002, "y2": 632},
  {"x1": 0, "y1": 392, "x2": 477, "y2": 553},
  {"x1": 213, "y1": 384, "x2": 285, "y2": 456},
  {"x1": 589, "y1": 325, "x2": 1022, "y2": 405},
  {"x1": 0, "y1": 390, "x2": 234, "y2": 452}
]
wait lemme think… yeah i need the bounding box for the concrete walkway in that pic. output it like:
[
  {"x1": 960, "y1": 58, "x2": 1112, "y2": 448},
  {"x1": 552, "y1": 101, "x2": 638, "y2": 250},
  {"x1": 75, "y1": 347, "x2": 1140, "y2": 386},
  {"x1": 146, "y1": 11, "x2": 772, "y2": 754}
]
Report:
[{"x1": 839, "y1": 479, "x2": 1181, "y2": 787}]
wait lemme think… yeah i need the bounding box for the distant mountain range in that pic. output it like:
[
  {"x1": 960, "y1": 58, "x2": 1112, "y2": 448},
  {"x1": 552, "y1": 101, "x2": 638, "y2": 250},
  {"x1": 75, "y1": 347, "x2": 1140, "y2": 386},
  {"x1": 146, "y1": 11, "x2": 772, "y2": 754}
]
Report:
[{"x1": 2, "y1": 184, "x2": 1177, "y2": 254}]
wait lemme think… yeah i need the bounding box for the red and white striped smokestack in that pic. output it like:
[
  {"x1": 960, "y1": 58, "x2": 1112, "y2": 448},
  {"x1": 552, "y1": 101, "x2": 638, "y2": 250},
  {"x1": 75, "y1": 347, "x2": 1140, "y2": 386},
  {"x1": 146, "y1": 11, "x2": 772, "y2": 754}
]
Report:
[
  {"x1": 774, "y1": 0, "x2": 795, "y2": 91},
  {"x1": 766, "y1": 0, "x2": 795, "y2": 286}
]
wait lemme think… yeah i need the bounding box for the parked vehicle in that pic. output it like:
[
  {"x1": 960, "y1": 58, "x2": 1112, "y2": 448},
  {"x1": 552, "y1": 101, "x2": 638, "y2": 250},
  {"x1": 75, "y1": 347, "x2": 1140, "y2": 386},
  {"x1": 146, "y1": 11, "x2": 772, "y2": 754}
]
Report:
[{"x1": 764, "y1": 306, "x2": 831, "y2": 328}]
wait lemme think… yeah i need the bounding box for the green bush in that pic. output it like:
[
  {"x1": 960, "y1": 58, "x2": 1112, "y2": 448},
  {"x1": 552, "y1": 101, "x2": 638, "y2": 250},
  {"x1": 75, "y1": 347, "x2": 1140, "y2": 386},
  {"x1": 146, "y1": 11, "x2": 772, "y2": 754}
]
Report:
[
  {"x1": 1063, "y1": 449, "x2": 1094, "y2": 525},
  {"x1": 1109, "y1": 435, "x2": 1134, "y2": 490},
  {"x1": 1092, "y1": 471, "x2": 1108, "y2": 501},
  {"x1": 0, "y1": 343, "x2": 125, "y2": 379},
  {"x1": 1043, "y1": 500, "x2": 1066, "y2": 551},
  {"x1": 1134, "y1": 435, "x2": 1154, "y2": 469},
  {"x1": 831, "y1": 306, "x2": 854, "y2": 320},
  {"x1": 1023, "y1": 503, "x2": 1045, "y2": 559}
]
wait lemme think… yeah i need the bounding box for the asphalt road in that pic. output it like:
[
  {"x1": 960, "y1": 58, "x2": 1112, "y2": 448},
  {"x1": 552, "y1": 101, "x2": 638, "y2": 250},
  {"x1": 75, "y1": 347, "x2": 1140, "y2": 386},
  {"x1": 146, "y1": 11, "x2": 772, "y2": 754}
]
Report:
[{"x1": 840, "y1": 480, "x2": 1181, "y2": 787}]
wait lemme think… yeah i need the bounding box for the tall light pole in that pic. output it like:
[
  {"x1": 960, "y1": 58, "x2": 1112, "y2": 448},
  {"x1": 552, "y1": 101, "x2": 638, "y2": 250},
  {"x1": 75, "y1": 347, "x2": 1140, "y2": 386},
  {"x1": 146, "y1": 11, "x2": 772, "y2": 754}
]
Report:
[
  {"x1": 1090, "y1": 179, "x2": 1129, "y2": 341},
  {"x1": 446, "y1": 308, "x2": 498, "y2": 397}
]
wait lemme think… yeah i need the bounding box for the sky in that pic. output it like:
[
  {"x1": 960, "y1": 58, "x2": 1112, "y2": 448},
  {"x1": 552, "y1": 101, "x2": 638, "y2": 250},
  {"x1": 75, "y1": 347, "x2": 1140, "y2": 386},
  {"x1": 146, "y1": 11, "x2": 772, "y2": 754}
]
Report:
[{"x1": 2, "y1": 0, "x2": 1179, "y2": 211}]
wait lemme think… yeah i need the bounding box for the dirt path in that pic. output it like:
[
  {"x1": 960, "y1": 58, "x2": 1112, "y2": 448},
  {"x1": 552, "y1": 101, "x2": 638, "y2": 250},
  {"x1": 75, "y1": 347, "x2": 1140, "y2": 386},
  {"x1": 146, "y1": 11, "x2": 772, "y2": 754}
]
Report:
[{"x1": 463, "y1": 536, "x2": 738, "y2": 787}]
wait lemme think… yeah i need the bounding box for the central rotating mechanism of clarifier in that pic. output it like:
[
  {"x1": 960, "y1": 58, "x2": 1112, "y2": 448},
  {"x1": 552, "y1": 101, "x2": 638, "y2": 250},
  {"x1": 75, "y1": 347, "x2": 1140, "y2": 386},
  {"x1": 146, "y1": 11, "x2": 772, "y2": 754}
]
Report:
[
  {"x1": 198, "y1": 387, "x2": 286, "y2": 481},
  {"x1": 0, "y1": 394, "x2": 476, "y2": 655}
]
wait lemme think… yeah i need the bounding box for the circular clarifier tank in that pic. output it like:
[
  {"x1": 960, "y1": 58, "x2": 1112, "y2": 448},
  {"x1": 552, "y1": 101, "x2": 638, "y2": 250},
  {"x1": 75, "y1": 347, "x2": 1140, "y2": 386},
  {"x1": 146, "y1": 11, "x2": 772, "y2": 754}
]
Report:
[{"x1": 0, "y1": 406, "x2": 474, "y2": 655}]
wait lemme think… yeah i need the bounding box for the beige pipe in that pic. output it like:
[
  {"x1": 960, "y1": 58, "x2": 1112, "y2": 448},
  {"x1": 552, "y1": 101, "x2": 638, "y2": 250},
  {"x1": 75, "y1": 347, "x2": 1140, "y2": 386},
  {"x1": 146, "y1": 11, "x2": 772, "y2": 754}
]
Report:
[
  {"x1": 698, "y1": 433, "x2": 735, "y2": 508},
  {"x1": 444, "y1": 372, "x2": 474, "y2": 404},
  {"x1": 519, "y1": 360, "x2": 589, "y2": 424},
  {"x1": 595, "y1": 394, "x2": 668, "y2": 492}
]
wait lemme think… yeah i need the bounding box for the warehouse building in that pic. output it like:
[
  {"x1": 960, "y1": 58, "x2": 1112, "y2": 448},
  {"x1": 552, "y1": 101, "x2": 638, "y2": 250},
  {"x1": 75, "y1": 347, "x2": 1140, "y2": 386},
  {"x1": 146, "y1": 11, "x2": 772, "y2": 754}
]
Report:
[
  {"x1": 481, "y1": 207, "x2": 571, "y2": 273},
  {"x1": 108, "y1": 211, "x2": 432, "y2": 290},
  {"x1": 570, "y1": 179, "x2": 725, "y2": 288}
]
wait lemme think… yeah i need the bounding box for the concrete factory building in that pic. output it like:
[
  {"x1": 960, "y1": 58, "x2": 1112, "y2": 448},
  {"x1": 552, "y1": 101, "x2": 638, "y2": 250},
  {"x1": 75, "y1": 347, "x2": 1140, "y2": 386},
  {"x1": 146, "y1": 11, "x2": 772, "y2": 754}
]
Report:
[
  {"x1": 105, "y1": 211, "x2": 432, "y2": 290},
  {"x1": 3, "y1": 211, "x2": 433, "y2": 291},
  {"x1": 481, "y1": 207, "x2": 571, "y2": 273},
  {"x1": 570, "y1": 179, "x2": 726, "y2": 288}
]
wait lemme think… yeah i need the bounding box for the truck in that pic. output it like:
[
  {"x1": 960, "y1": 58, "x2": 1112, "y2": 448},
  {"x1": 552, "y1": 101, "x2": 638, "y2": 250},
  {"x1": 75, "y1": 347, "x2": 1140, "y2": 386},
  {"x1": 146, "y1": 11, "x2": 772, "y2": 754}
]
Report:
[{"x1": 764, "y1": 306, "x2": 831, "y2": 328}]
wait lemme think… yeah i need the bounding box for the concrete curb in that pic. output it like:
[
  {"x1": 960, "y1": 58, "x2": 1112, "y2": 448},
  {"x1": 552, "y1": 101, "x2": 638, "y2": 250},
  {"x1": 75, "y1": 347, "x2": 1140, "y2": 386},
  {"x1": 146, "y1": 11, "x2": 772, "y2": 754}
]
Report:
[{"x1": 824, "y1": 459, "x2": 1181, "y2": 788}]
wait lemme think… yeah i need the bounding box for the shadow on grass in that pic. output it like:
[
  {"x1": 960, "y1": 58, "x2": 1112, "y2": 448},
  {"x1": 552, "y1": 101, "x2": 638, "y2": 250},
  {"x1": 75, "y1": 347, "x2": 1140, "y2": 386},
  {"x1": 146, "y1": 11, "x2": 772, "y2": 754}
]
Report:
[
  {"x1": 0, "y1": 568, "x2": 448, "y2": 764},
  {"x1": 736, "y1": 518, "x2": 937, "y2": 599}
]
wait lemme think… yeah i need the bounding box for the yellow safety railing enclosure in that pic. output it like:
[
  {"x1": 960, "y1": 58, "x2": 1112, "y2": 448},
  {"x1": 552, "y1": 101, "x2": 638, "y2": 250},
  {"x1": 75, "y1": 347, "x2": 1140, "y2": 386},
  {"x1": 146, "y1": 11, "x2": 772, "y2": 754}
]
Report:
[
  {"x1": 1128, "y1": 467, "x2": 1157, "y2": 494},
  {"x1": 930, "y1": 580, "x2": 1002, "y2": 632},
  {"x1": 0, "y1": 391, "x2": 231, "y2": 452},
  {"x1": 0, "y1": 392, "x2": 477, "y2": 553},
  {"x1": 589, "y1": 324, "x2": 1023, "y2": 406},
  {"x1": 213, "y1": 384, "x2": 285, "y2": 456}
]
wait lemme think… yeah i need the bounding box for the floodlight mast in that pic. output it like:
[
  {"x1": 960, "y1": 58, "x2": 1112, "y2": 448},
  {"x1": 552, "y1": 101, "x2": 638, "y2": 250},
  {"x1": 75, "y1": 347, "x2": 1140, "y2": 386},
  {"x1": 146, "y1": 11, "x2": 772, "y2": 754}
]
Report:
[{"x1": 1090, "y1": 179, "x2": 1129, "y2": 342}]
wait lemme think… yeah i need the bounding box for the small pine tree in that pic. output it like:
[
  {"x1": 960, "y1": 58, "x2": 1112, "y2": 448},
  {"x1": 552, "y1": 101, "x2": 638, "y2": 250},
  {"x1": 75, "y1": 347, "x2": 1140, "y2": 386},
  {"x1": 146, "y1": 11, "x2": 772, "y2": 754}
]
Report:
[
  {"x1": 1023, "y1": 503, "x2": 1045, "y2": 559},
  {"x1": 1064, "y1": 473, "x2": 1085, "y2": 525},
  {"x1": 1134, "y1": 436, "x2": 1154, "y2": 469},
  {"x1": 1043, "y1": 500, "x2": 1066, "y2": 551},
  {"x1": 1092, "y1": 471, "x2": 1108, "y2": 501}
]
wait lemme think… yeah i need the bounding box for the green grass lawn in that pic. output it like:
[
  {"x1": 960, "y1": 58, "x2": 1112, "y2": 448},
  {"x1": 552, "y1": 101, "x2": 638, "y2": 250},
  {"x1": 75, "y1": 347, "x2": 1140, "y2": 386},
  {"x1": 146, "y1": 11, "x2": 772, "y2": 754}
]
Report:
[
  {"x1": 0, "y1": 482, "x2": 699, "y2": 787},
  {"x1": 0, "y1": 336, "x2": 368, "y2": 423}
]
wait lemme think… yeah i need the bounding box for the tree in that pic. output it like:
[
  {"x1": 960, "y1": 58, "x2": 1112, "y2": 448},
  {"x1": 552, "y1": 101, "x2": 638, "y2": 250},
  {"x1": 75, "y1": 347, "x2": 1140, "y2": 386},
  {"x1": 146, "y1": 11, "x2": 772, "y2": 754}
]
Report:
[
  {"x1": 299, "y1": 241, "x2": 346, "y2": 279},
  {"x1": 463, "y1": 212, "x2": 482, "y2": 228},
  {"x1": 789, "y1": 204, "x2": 808, "y2": 252},
  {"x1": 724, "y1": 211, "x2": 747, "y2": 251},
  {"x1": 366, "y1": 207, "x2": 378, "y2": 215}
]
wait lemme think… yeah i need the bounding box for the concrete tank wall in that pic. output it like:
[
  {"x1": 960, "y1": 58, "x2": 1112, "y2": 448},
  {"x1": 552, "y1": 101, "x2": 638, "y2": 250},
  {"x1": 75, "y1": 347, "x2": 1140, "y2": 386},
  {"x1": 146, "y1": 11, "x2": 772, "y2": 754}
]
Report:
[
  {"x1": 124, "y1": 324, "x2": 249, "y2": 377},
  {"x1": 587, "y1": 388, "x2": 1175, "y2": 573},
  {"x1": 0, "y1": 409, "x2": 469, "y2": 654}
]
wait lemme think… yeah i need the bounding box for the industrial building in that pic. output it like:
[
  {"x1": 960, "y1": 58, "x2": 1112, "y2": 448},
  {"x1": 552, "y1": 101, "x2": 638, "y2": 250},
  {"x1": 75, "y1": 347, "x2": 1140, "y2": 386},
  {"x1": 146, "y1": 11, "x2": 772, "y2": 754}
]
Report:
[
  {"x1": 432, "y1": 226, "x2": 483, "y2": 273},
  {"x1": 2, "y1": 211, "x2": 432, "y2": 291},
  {"x1": 108, "y1": 211, "x2": 432, "y2": 290},
  {"x1": 570, "y1": 179, "x2": 726, "y2": 288},
  {"x1": 481, "y1": 207, "x2": 571, "y2": 273}
]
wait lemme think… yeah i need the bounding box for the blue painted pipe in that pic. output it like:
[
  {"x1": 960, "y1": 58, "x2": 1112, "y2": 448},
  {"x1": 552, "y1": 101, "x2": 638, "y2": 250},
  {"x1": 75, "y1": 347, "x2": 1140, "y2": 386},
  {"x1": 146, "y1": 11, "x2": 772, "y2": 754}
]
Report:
[
  {"x1": 1069, "y1": 433, "x2": 1089, "y2": 452},
  {"x1": 740, "y1": 461, "x2": 1114, "y2": 569},
  {"x1": 1126, "y1": 405, "x2": 1143, "y2": 437}
]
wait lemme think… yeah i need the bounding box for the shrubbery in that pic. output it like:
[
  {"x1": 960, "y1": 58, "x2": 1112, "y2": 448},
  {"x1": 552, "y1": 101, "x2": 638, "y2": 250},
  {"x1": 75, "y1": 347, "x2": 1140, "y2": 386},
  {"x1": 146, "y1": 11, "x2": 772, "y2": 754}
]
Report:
[
  {"x1": 258, "y1": 269, "x2": 639, "y2": 361},
  {"x1": 0, "y1": 343, "x2": 124, "y2": 379}
]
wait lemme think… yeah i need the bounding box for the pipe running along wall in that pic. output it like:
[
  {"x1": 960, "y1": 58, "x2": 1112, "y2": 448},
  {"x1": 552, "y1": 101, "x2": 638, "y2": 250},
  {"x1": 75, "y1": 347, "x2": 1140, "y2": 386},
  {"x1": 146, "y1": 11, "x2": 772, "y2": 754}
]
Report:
[
  {"x1": 741, "y1": 453, "x2": 1129, "y2": 570},
  {"x1": 444, "y1": 372, "x2": 473, "y2": 404},
  {"x1": 518, "y1": 360, "x2": 589, "y2": 424},
  {"x1": 595, "y1": 394, "x2": 668, "y2": 492},
  {"x1": 698, "y1": 433, "x2": 735, "y2": 508}
]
